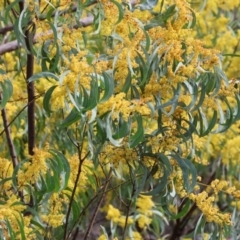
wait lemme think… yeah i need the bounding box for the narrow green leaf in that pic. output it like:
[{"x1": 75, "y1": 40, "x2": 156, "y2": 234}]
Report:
[
  {"x1": 100, "y1": 72, "x2": 114, "y2": 102},
  {"x1": 170, "y1": 154, "x2": 197, "y2": 192},
  {"x1": 43, "y1": 85, "x2": 57, "y2": 117},
  {"x1": 59, "y1": 108, "x2": 82, "y2": 128},
  {"x1": 110, "y1": 0, "x2": 124, "y2": 25},
  {"x1": 121, "y1": 69, "x2": 132, "y2": 93},
  {"x1": 144, "y1": 166, "x2": 169, "y2": 195},
  {"x1": 0, "y1": 79, "x2": 13, "y2": 110},
  {"x1": 113, "y1": 119, "x2": 130, "y2": 139},
  {"x1": 194, "y1": 214, "x2": 205, "y2": 238},
  {"x1": 5, "y1": 218, "x2": 16, "y2": 240},
  {"x1": 130, "y1": 115, "x2": 144, "y2": 148},
  {"x1": 15, "y1": 214, "x2": 26, "y2": 240},
  {"x1": 48, "y1": 149, "x2": 70, "y2": 190},
  {"x1": 28, "y1": 72, "x2": 59, "y2": 83},
  {"x1": 189, "y1": 8, "x2": 196, "y2": 28},
  {"x1": 171, "y1": 200, "x2": 191, "y2": 219}
]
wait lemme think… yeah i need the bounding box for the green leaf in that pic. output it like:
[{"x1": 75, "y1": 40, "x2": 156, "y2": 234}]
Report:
[
  {"x1": 143, "y1": 27, "x2": 151, "y2": 52},
  {"x1": 0, "y1": 177, "x2": 12, "y2": 186},
  {"x1": 157, "y1": 84, "x2": 181, "y2": 116},
  {"x1": 189, "y1": 8, "x2": 196, "y2": 28},
  {"x1": 121, "y1": 69, "x2": 132, "y2": 93},
  {"x1": 82, "y1": 79, "x2": 99, "y2": 111},
  {"x1": 170, "y1": 154, "x2": 197, "y2": 192},
  {"x1": 48, "y1": 149, "x2": 70, "y2": 191},
  {"x1": 214, "y1": 66, "x2": 229, "y2": 87},
  {"x1": 198, "y1": 109, "x2": 218, "y2": 137},
  {"x1": 233, "y1": 94, "x2": 240, "y2": 121},
  {"x1": 171, "y1": 200, "x2": 191, "y2": 219},
  {"x1": 112, "y1": 118, "x2": 130, "y2": 139},
  {"x1": 43, "y1": 85, "x2": 57, "y2": 117},
  {"x1": 194, "y1": 214, "x2": 205, "y2": 238},
  {"x1": 5, "y1": 218, "x2": 16, "y2": 240},
  {"x1": 106, "y1": 113, "x2": 124, "y2": 146},
  {"x1": 59, "y1": 108, "x2": 82, "y2": 128},
  {"x1": 4, "y1": 0, "x2": 22, "y2": 24},
  {"x1": 15, "y1": 214, "x2": 26, "y2": 240},
  {"x1": 45, "y1": 170, "x2": 56, "y2": 192},
  {"x1": 28, "y1": 72, "x2": 59, "y2": 83},
  {"x1": 110, "y1": 0, "x2": 124, "y2": 25},
  {"x1": 132, "y1": 162, "x2": 149, "y2": 198},
  {"x1": 100, "y1": 72, "x2": 114, "y2": 102},
  {"x1": 0, "y1": 79, "x2": 13, "y2": 110},
  {"x1": 161, "y1": 4, "x2": 176, "y2": 21},
  {"x1": 18, "y1": 6, "x2": 28, "y2": 38},
  {"x1": 130, "y1": 115, "x2": 144, "y2": 148},
  {"x1": 144, "y1": 165, "x2": 169, "y2": 195}
]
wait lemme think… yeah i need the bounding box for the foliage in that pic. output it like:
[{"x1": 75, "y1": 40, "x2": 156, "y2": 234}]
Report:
[{"x1": 0, "y1": 0, "x2": 240, "y2": 239}]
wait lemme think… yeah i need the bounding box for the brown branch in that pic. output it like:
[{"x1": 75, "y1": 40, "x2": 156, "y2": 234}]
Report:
[
  {"x1": 0, "y1": 93, "x2": 18, "y2": 168},
  {"x1": 169, "y1": 170, "x2": 217, "y2": 240},
  {"x1": 83, "y1": 168, "x2": 112, "y2": 240},
  {"x1": 0, "y1": 25, "x2": 14, "y2": 35},
  {"x1": 63, "y1": 121, "x2": 89, "y2": 240},
  {"x1": 0, "y1": 94, "x2": 43, "y2": 137},
  {"x1": 66, "y1": 172, "x2": 143, "y2": 240},
  {"x1": 0, "y1": 15, "x2": 94, "y2": 55},
  {"x1": 0, "y1": 0, "x2": 140, "y2": 55}
]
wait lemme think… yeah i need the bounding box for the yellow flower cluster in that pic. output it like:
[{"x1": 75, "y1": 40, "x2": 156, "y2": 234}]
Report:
[
  {"x1": 0, "y1": 157, "x2": 13, "y2": 192},
  {"x1": 136, "y1": 195, "x2": 154, "y2": 229},
  {"x1": 103, "y1": 194, "x2": 157, "y2": 238},
  {"x1": 189, "y1": 191, "x2": 232, "y2": 225},
  {"x1": 18, "y1": 147, "x2": 51, "y2": 187},
  {"x1": 40, "y1": 193, "x2": 65, "y2": 228},
  {"x1": 0, "y1": 195, "x2": 37, "y2": 239},
  {"x1": 100, "y1": 144, "x2": 138, "y2": 167},
  {"x1": 192, "y1": 0, "x2": 240, "y2": 78},
  {"x1": 106, "y1": 204, "x2": 134, "y2": 227},
  {"x1": 67, "y1": 154, "x2": 93, "y2": 194}
]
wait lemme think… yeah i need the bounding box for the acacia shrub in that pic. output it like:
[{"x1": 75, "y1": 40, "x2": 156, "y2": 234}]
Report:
[{"x1": 0, "y1": 0, "x2": 240, "y2": 239}]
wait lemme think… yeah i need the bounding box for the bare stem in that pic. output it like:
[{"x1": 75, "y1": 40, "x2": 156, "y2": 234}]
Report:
[
  {"x1": 83, "y1": 168, "x2": 112, "y2": 240},
  {"x1": 0, "y1": 93, "x2": 18, "y2": 168},
  {"x1": 0, "y1": 94, "x2": 43, "y2": 137},
  {"x1": 63, "y1": 123, "x2": 89, "y2": 240}
]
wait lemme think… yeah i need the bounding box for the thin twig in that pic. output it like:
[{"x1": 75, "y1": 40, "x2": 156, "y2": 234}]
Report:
[
  {"x1": 63, "y1": 120, "x2": 89, "y2": 239},
  {"x1": 0, "y1": 0, "x2": 139, "y2": 55},
  {"x1": 99, "y1": 161, "x2": 128, "y2": 207},
  {"x1": 0, "y1": 93, "x2": 18, "y2": 168},
  {"x1": 169, "y1": 170, "x2": 217, "y2": 240},
  {"x1": 83, "y1": 168, "x2": 112, "y2": 240},
  {"x1": 0, "y1": 1, "x2": 97, "y2": 35},
  {"x1": 122, "y1": 164, "x2": 137, "y2": 239},
  {"x1": 0, "y1": 94, "x2": 43, "y2": 137},
  {"x1": 0, "y1": 15, "x2": 94, "y2": 55},
  {"x1": 67, "y1": 171, "x2": 143, "y2": 239}
]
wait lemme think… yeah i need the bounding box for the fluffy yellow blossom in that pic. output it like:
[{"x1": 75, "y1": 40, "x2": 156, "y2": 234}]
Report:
[
  {"x1": 98, "y1": 234, "x2": 108, "y2": 240},
  {"x1": 0, "y1": 157, "x2": 13, "y2": 192},
  {"x1": 18, "y1": 147, "x2": 51, "y2": 187},
  {"x1": 67, "y1": 154, "x2": 93, "y2": 193},
  {"x1": 189, "y1": 191, "x2": 232, "y2": 225},
  {"x1": 106, "y1": 204, "x2": 121, "y2": 224},
  {"x1": 126, "y1": 231, "x2": 143, "y2": 240}
]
